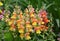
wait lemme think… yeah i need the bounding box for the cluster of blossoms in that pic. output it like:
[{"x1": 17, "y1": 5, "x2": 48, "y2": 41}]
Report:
[
  {"x1": 7, "y1": 5, "x2": 50, "y2": 40},
  {"x1": 0, "y1": 2, "x2": 4, "y2": 20}
]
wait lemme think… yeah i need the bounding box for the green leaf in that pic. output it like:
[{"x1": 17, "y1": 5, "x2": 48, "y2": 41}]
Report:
[
  {"x1": 14, "y1": 36, "x2": 21, "y2": 41},
  {"x1": 4, "y1": 32, "x2": 13, "y2": 41}
]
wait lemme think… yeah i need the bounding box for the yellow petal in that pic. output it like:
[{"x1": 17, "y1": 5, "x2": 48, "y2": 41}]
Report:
[
  {"x1": 41, "y1": 22, "x2": 44, "y2": 24},
  {"x1": 26, "y1": 24, "x2": 32, "y2": 28},
  {"x1": 11, "y1": 15, "x2": 16, "y2": 19},
  {"x1": 30, "y1": 14, "x2": 34, "y2": 17},
  {"x1": 8, "y1": 21, "x2": 13, "y2": 25},
  {"x1": 19, "y1": 29, "x2": 24, "y2": 33},
  {"x1": 32, "y1": 22, "x2": 37, "y2": 26},
  {"x1": 17, "y1": 23, "x2": 20, "y2": 27},
  {"x1": 9, "y1": 27, "x2": 15, "y2": 31}
]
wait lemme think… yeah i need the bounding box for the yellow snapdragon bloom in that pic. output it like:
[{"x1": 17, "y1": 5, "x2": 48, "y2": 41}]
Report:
[
  {"x1": 19, "y1": 29, "x2": 24, "y2": 33},
  {"x1": 9, "y1": 27, "x2": 15, "y2": 31},
  {"x1": 25, "y1": 36, "x2": 31, "y2": 40},
  {"x1": 26, "y1": 28, "x2": 33, "y2": 32},
  {"x1": 11, "y1": 13, "x2": 17, "y2": 19},
  {"x1": 26, "y1": 24, "x2": 32, "y2": 28},
  {"x1": 36, "y1": 30, "x2": 41, "y2": 34},
  {"x1": 20, "y1": 33, "x2": 24, "y2": 39},
  {"x1": 17, "y1": 23, "x2": 20, "y2": 27},
  {"x1": 8, "y1": 20, "x2": 14, "y2": 25},
  {"x1": 0, "y1": 9, "x2": 2, "y2": 13},
  {"x1": 0, "y1": 2, "x2": 3, "y2": 6},
  {"x1": 30, "y1": 14, "x2": 34, "y2": 17},
  {"x1": 32, "y1": 22, "x2": 37, "y2": 26},
  {"x1": 41, "y1": 22, "x2": 44, "y2": 24},
  {"x1": 11, "y1": 15, "x2": 16, "y2": 19}
]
